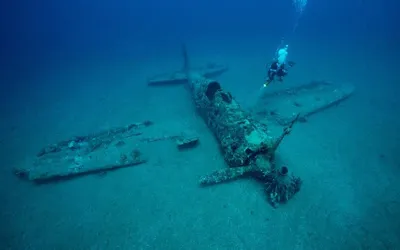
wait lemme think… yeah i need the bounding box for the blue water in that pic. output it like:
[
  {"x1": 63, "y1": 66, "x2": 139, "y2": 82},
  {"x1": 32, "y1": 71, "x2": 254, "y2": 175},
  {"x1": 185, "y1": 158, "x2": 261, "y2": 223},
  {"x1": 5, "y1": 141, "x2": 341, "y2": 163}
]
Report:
[{"x1": 1, "y1": 0, "x2": 400, "y2": 249}]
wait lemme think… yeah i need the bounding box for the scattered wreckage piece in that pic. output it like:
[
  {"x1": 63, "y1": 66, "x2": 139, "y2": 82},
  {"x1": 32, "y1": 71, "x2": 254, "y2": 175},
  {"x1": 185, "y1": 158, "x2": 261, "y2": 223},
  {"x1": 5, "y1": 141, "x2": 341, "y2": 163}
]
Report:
[
  {"x1": 176, "y1": 136, "x2": 199, "y2": 150},
  {"x1": 13, "y1": 121, "x2": 153, "y2": 183}
]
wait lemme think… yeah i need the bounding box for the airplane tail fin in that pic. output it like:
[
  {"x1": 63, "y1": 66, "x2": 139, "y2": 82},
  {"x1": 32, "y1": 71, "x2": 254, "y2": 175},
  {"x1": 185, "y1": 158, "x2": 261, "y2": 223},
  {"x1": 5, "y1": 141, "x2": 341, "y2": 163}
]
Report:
[{"x1": 182, "y1": 43, "x2": 190, "y2": 75}]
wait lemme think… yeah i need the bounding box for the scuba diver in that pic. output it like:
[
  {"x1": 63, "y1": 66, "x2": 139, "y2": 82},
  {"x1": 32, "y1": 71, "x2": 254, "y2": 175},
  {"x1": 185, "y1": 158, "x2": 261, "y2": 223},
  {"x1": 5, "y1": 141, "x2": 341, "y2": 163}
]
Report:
[{"x1": 264, "y1": 44, "x2": 295, "y2": 87}]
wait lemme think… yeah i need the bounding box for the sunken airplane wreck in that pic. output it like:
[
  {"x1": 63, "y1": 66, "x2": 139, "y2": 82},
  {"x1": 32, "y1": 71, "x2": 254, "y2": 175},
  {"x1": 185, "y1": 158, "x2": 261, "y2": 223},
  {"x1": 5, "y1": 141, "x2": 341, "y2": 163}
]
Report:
[
  {"x1": 148, "y1": 45, "x2": 354, "y2": 207},
  {"x1": 148, "y1": 45, "x2": 303, "y2": 206},
  {"x1": 13, "y1": 44, "x2": 353, "y2": 207}
]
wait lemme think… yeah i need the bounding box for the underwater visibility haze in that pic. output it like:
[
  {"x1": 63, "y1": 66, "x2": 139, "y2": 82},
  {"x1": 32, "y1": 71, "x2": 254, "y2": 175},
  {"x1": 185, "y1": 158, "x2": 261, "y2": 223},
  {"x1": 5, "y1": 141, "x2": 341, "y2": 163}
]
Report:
[{"x1": 1, "y1": 0, "x2": 400, "y2": 249}]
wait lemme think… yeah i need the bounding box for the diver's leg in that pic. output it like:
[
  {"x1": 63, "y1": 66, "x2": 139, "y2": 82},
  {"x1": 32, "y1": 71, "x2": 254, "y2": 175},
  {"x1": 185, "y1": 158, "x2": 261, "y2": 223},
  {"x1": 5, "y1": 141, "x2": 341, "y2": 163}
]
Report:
[{"x1": 265, "y1": 72, "x2": 275, "y2": 86}]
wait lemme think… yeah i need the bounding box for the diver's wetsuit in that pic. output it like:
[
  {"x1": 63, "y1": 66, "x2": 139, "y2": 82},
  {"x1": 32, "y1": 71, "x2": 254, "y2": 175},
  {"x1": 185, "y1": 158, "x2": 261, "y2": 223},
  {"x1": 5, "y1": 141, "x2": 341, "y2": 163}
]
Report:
[{"x1": 267, "y1": 61, "x2": 287, "y2": 83}]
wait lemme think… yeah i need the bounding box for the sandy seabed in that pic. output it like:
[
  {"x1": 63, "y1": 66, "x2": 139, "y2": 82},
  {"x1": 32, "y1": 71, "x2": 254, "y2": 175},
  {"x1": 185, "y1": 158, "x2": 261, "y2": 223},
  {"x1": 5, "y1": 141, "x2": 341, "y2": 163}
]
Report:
[{"x1": 1, "y1": 42, "x2": 399, "y2": 250}]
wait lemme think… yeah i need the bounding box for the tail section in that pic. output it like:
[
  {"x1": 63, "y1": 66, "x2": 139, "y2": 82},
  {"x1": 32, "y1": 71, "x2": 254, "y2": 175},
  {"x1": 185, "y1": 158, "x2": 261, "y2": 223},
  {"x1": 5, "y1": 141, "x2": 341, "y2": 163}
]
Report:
[{"x1": 182, "y1": 43, "x2": 190, "y2": 75}]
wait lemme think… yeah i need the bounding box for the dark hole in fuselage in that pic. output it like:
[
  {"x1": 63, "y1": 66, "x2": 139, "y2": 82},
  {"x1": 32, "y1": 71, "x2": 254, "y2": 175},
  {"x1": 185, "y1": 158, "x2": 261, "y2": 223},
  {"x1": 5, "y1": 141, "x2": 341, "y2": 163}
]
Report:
[
  {"x1": 280, "y1": 166, "x2": 289, "y2": 176},
  {"x1": 205, "y1": 81, "x2": 221, "y2": 101},
  {"x1": 245, "y1": 148, "x2": 254, "y2": 155}
]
